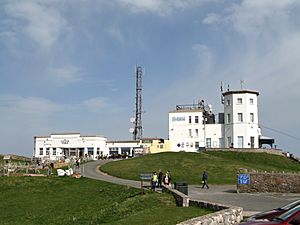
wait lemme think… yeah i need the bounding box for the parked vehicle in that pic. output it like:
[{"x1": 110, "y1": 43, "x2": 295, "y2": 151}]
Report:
[
  {"x1": 246, "y1": 200, "x2": 300, "y2": 221},
  {"x1": 241, "y1": 205, "x2": 300, "y2": 225}
]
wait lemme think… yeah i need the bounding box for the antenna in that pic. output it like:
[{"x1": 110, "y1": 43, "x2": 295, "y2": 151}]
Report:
[
  {"x1": 220, "y1": 81, "x2": 224, "y2": 104},
  {"x1": 240, "y1": 80, "x2": 244, "y2": 90},
  {"x1": 133, "y1": 65, "x2": 143, "y2": 140}
]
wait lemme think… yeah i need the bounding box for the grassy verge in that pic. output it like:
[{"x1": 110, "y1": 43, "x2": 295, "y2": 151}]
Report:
[
  {"x1": 0, "y1": 176, "x2": 213, "y2": 225},
  {"x1": 100, "y1": 152, "x2": 300, "y2": 185}
]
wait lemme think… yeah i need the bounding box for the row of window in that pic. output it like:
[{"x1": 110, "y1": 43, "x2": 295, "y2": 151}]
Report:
[
  {"x1": 226, "y1": 112, "x2": 255, "y2": 123},
  {"x1": 188, "y1": 115, "x2": 199, "y2": 124},
  {"x1": 188, "y1": 129, "x2": 199, "y2": 138},
  {"x1": 227, "y1": 136, "x2": 255, "y2": 148},
  {"x1": 226, "y1": 98, "x2": 254, "y2": 106},
  {"x1": 179, "y1": 138, "x2": 224, "y2": 149},
  {"x1": 39, "y1": 147, "x2": 100, "y2": 156}
]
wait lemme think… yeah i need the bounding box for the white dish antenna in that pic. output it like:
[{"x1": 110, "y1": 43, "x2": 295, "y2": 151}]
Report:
[
  {"x1": 129, "y1": 128, "x2": 135, "y2": 133},
  {"x1": 130, "y1": 117, "x2": 135, "y2": 123}
]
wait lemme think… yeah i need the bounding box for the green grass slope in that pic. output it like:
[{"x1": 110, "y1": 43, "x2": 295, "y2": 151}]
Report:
[
  {"x1": 101, "y1": 151, "x2": 300, "y2": 185},
  {"x1": 0, "y1": 176, "x2": 212, "y2": 225}
]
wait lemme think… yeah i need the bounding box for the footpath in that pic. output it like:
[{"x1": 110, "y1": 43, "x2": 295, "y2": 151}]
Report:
[{"x1": 82, "y1": 160, "x2": 300, "y2": 216}]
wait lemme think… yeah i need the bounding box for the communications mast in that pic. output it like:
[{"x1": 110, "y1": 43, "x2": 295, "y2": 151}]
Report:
[{"x1": 133, "y1": 65, "x2": 143, "y2": 140}]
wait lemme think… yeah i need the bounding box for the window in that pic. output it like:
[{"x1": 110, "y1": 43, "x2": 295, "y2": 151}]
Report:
[
  {"x1": 46, "y1": 148, "x2": 50, "y2": 155},
  {"x1": 237, "y1": 98, "x2": 243, "y2": 104},
  {"x1": 88, "y1": 147, "x2": 94, "y2": 155},
  {"x1": 97, "y1": 148, "x2": 100, "y2": 155},
  {"x1": 195, "y1": 129, "x2": 199, "y2": 137},
  {"x1": 249, "y1": 98, "x2": 254, "y2": 104},
  {"x1": 226, "y1": 99, "x2": 230, "y2": 106},
  {"x1": 250, "y1": 136, "x2": 255, "y2": 148},
  {"x1": 109, "y1": 147, "x2": 118, "y2": 155},
  {"x1": 195, "y1": 116, "x2": 199, "y2": 124},
  {"x1": 39, "y1": 148, "x2": 43, "y2": 155},
  {"x1": 227, "y1": 114, "x2": 231, "y2": 124},
  {"x1": 250, "y1": 113, "x2": 254, "y2": 122},
  {"x1": 52, "y1": 148, "x2": 56, "y2": 156},
  {"x1": 195, "y1": 142, "x2": 199, "y2": 150},
  {"x1": 189, "y1": 116, "x2": 192, "y2": 123},
  {"x1": 206, "y1": 138, "x2": 211, "y2": 148},
  {"x1": 70, "y1": 148, "x2": 76, "y2": 156},
  {"x1": 238, "y1": 113, "x2": 243, "y2": 122},
  {"x1": 189, "y1": 129, "x2": 192, "y2": 137}
]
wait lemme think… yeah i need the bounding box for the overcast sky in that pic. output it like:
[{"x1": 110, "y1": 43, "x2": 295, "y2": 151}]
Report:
[{"x1": 1, "y1": 0, "x2": 300, "y2": 157}]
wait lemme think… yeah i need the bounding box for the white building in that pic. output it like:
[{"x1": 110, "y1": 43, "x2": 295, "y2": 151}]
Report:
[
  {"x1": 34, "y1": 133, "x2": 108, "y2": 161},
  {"x1": 169, "y1": 89, "x2": 272, "y2": 152},
  {"x1": 223, "y1": 90, "x2": 261, "y2": 148}
]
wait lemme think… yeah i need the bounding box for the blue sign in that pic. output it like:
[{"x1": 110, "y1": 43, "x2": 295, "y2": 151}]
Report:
[{"x1": 238, "y1": 174, "x2": 250, "y2": 185}]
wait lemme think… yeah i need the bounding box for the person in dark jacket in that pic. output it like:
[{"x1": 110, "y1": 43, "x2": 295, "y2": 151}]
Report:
[
  {"x1": 158, "y1": 170, "x2": 163, "y2": 188},
  {"x1": 201, "y1": 171, "x2": 209, "y2": 189}
]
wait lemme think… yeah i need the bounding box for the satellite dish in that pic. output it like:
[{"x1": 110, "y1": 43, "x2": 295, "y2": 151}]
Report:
[
  {"x1": 204, "y1": 104, "x2": 210, "y2": 111},
  {"x1": 129, "y1": 128, "x2": 134, "y2": 133},
  {"x1": 130, "y1": 117, "x2": 135, "y2": 123}
]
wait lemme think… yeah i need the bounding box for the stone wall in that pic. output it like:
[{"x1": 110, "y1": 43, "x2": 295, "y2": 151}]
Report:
[
  {"x1": 178, "y1": 205, "x2": 243, "y2": 225},
  {"x1": 162, "y1": 185, "x2": 243, "y2": 225},
  {"x1": 162, "y1": 185, "x2": 189, "y2": 207},
  {"x1": 207, "y1": 148, "x2": 283, "y2": 156},
  {"x1": 238, "y1": 172, "x2": 300, "y2": 193}
]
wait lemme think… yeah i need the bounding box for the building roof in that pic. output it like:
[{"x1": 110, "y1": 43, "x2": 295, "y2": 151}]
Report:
[
  {"x1": 169, "y1": 108, "x2": 204, "y2": 113},
  {"x1": 222, "y1": 90, "x2": 259, "y2": 96}
]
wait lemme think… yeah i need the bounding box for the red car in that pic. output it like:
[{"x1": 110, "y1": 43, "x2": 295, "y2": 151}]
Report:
[
  {"x1": 246, "y1": 200, "x2": 300, "y2": 221},
  {"x1": 241, "y1": 205, "x2": 300, "y2": 225}
]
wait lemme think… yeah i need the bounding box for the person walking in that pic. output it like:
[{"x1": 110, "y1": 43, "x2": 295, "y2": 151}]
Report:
[
  {"x1": 201, "y1": 171, "x2": 209, "y2": 189},
  {"x1": 151, "y1": 171, "x2": 158, "y2": 191},
  {"x1": 163, "y1": 171, "x2": 171, "y2": 186}
]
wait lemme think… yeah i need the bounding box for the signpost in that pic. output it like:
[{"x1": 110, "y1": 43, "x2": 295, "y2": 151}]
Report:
[
  {"x1": 238, "y1": 174, "x2": 250, "y2": 185},
  {"x1": 140, "y1": 173, "x2": 152, "y2": 194}
]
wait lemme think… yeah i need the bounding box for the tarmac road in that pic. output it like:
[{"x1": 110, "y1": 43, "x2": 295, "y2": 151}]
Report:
[{"x1": 82, "y1": 160, "x2": 300, "y2": 216}]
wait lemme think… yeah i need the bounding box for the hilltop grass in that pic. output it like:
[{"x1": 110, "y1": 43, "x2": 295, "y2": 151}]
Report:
[
  {"x1": 0, "y1": 176, "x2": 213, "y2": 225},
  {"x1": 100, "y1": 151, "x2": 300, "y2": 185}
]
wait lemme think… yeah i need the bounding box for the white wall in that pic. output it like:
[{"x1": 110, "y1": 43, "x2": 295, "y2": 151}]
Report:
[
  {"x1": 223, "y1": 91, "x2": 260, "y2": 148},
  {"x1": 169, "y1": 110, "x2": 205, "y2": 152}
]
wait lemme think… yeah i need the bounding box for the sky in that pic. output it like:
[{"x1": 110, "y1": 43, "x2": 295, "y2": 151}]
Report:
[{"x1": 1, "y1": 0, "x2": 300, "y2": 157}]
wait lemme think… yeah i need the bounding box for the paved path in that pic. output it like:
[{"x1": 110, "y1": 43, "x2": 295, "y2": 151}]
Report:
[{"x1": 83, "y1": 160, "x2": 300, "y2": 215}]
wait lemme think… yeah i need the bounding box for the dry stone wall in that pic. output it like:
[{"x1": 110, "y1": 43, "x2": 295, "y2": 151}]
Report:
[{"x1": 238, "y1": 172, "x2": 300, "y2": 193}]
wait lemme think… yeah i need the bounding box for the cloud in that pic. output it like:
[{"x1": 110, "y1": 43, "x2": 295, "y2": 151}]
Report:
[
  {"x1": 4, "y1": 0, "x2": 68, "y2": 49},
  {"x1": 83, "y1": 97, "x2": 110, "y2": 113},
  {"x1": 115, "y1": 0, "x2": 213, "y2": 16},
  {"x1": 0, "y1": 95, "x2": 64, "y2": 116},
  {"x1": 48, "y1": 65, "x2": 82, "y2": 86},
  {"x1": 228, "y1": 0, "x2": 299, "y2": 37},
  {"x1": 202, "y1": 13, "x2": 222, "y2": 25}
]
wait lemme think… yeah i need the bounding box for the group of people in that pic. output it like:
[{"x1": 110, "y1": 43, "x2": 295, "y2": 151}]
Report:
[
  {"x1": 150, "y1": 170, "x2": 209, "y2": 191},
  {"x1": 151, "y1": 170, "x2": 171, "y2": 190}
]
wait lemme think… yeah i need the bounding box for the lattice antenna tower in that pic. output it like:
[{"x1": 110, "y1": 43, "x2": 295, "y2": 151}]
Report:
[{"x1": 133, "y1": 65, "x2": 143, "y2": 140}]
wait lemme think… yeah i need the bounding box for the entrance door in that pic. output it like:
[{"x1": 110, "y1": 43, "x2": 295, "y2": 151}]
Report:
[
  {"x1": 238, "y1": 136, "x2": 244, "y2": 148},
  {"x1": 250, "y1": 137, "x2": 255, "y2": 148}
]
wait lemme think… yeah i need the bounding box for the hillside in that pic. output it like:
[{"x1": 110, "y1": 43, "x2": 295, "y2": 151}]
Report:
[{"x1": 100, "y1": 151, "x2": 300, "y2": 185}]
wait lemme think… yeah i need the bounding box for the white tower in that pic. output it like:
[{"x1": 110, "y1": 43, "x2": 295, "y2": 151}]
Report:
[{"x1": 223, "y1": 90, "x2": 261, "y2": 148}]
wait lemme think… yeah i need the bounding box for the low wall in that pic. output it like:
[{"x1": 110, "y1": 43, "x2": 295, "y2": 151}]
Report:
[
  {"x1": 162, "y1": 185, "x2": 243, "y2": 225},
  {"x1": 207, "y1": 148, "x2": 283, "y2": 156},
  {"x1": 238, "y1": 172, "x2": 300, "y2": 193},
  {"x1": 162, "y1": 185, "x2": 189, "y2": 207}
]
